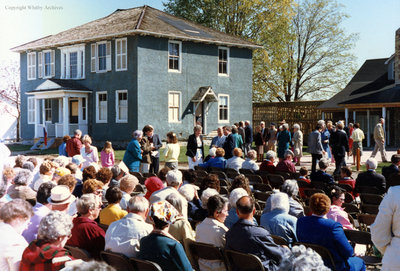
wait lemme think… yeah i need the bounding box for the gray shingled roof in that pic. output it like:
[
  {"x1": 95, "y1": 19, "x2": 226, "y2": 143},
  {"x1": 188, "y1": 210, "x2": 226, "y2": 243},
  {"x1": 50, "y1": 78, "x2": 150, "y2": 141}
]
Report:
[
  {"x1": 11, "y1": 6, "x2": 261, "y2": 52},
  {"x1": 318, "y1": 58, "x2": 393, "y2": 110}
]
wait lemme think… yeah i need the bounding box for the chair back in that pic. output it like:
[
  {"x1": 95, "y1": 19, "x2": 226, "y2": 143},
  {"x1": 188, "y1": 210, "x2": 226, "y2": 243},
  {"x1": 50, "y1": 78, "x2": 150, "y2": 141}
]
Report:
[
  {"x1": 194, "y1": 169, "x2": 208, "y2": 178},
  {"x1": 343, "y1": 229, "x2": 382, "y2": 266},
  {"x1": 303, "y1": 188, "x2": 325, "y2": 198},
  {"x1": 361, "y1": 204, "x2": 379, "y2": 215},
  {"x1": 267, "y1": 174, "x2": 284, "y2": 189},
  {"x1": 98, "y1": 223, "x2": 109, "y2": 232},
  {"x1": 64, "y1": 245, "x2": 92, "y2": 261},
  {"x1": 210, "y1": 166, "x2": 224, "y2": 172},
  {"x1": 224, "y1": 249, "x2": 264, "y2": 271},
  {"x1": 360, "y1": 194, "x2": 383, "y2": 205},
  {"x1": 187, "y1": 240, "x2": 226, "y2": 271},
  {"x1": 357, "y1": 214, "x2": 377, "y2": 231},
  {"x1": 130, "y1": 257, "x2": 162, "y2": 271},
  {"x1": 239, "y1": 168, "x2": 255, "y2": 175},
  {"x1": 220, "y1": 187, "x2": 229, "y2": 195},
  {"x1": 225, "y1": 168, "x2": 240, "y2": 179},
  {"x1": 270, "y1": 235, "x2": 288, "y2": 246},
  {"x1": 356, "y1": 186, "x2": 382, "y2": 195},
  {"x1": 337, "y1": 183, "x2": 353, "y2": 192},
  {"x1": 342, "y1": 203, "x2": 360, "y2": 215},
  {"x1": 130, "y1": 172, "x2": 143, "y2": 179},
  {"x1": 252, "y1": 183, "x2": 273, "y2": 192},
  {"x1": 294, "y1": 242, "x2": 337, "y2": 271},
  {"x1": 275, "y1": 171, "x2": 291, "y2": 180},
  {"x1": 212, "y1": 170, "x2": 228, "y2": 180},
  {"x1": 100, "y1": 251, "x2": 135, "y2": 271},
  {"x1": 219, "y1": 179, "x2": 230, "y2": 187},
  {"x1": 253, "y1": 191, "x2": 271, "y2": 202},
  {"x1": 297, "y1": 179, "x2": 313, "y2": 189},
  {"x1": 246, "y1": 174, "x2": 263, "y2": 185}
]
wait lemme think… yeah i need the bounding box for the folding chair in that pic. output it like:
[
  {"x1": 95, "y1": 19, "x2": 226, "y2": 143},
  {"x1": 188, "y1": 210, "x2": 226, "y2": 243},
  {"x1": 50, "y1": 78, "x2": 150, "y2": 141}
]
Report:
[
  {"x1": 64, "y1": 245, "x2": 92, "y2": 261},
  {"x1": 187, "y1": 240, "x2": 227, "y2": 271},
  {"x1": 357, "y1": 213, "x2": 376, "y2": 231},
  {"x1": 275, "y1": 171, "x2": 291, "y2": 180},
  {"x1": 344, "y1": 230, "x2": 382, "y2": 268},
  {"x1": 100, "y1": 251, "x2": 135, "y2": 271},
  {"x1": 240, "y1": 168, "x2": 255, "y2": 175},
  {"x1": 267, "y1": 174, "x2": 284, "y2": 189},
  {"x1": 225, "y1": 168, "x2": 240, "y2": 179},
  {"x1": 270, "y1": 235, "x2": 288, "y2": 246},
  {"x1": 294, "y1": 242, "x2": 337, "y2": 271},
  {"x1": 220, "y1": 186, "x2": 229, "y2": 195},
  {"x1": 225, "y1": 249, "x2": 265, "y2": 271},
  {"x1": 253, "y1": 191, "x2": 271, "y2": 202},
  {"x1": 303, "y1": 188, "x2": 325, "y2": 198},
  {"x1": 252, "y1": 183, "x2": 273, "y2": 193},
  {"x1": 360, "y1": 204, "x2": 379, "y2": 215},
  {"x1": 246, "y1": 174, "x2": 263, "y2": 185},
  {"x1": 360, "y1": 194, "x2": 383, "y2": 205},
  {"x1": 130, "y1": 257, "x2": 162, "y2": 271}
]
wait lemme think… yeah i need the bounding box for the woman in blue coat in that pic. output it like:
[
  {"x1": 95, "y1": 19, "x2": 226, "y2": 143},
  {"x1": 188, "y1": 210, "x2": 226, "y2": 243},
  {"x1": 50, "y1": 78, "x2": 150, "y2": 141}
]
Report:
[
  {"x1": 123, "y1": 130, "x2": 143, "y2": 173},
  {"x1": 277, "y1": 123, "x2": 291, "y2": 160}
]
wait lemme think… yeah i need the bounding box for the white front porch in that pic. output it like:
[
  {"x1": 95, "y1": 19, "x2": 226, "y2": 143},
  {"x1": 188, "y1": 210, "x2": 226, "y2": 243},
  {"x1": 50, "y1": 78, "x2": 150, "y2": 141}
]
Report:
[{"x1": 27, "y1": 80, "x2": 91, "y2": 138}]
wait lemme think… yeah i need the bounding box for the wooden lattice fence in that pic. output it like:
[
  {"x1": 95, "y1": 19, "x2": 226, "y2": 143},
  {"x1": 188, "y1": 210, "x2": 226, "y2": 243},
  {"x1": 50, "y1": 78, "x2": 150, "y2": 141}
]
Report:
[{"x1": 253, "y1": 100, "x2": 330, "y2": 145}]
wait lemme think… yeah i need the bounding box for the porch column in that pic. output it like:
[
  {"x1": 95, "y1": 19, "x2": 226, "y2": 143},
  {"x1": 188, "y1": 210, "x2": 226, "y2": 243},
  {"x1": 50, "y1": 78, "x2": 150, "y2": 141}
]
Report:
[
  {"x1": 382, "y1": 107, "x2": 386, "y2": 147},
  {"x1": 62, "y1": 96, "x2": 69, "y2": 136},
  {"x1": 322, "y1": 112, "x2": 325, "y2": 120},
  {"x1": 34, "y1": 98, "x2": 40, "y2": 138},
  {"x1": 203, "y1": 101, "x2": 208, "y2": 134},
  {"x1": 367, "y1": 109, "x2": 370, "y2": 147},
  {"x1": 345, "y1": 108, "x2": 349, "y2": 126},
  {"x1": 353, "y1": 111, "x2": 356, "y2": 123}
]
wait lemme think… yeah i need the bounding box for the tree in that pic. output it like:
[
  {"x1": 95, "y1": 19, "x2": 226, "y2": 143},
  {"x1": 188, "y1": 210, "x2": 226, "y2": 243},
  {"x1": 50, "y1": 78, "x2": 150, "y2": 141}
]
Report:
[
  {"x1": 253, "y1": 0, "x2": 358, "y2": 101},
  {"x1": 0, "y1": 60, "x2": 21, "y2": 141}
]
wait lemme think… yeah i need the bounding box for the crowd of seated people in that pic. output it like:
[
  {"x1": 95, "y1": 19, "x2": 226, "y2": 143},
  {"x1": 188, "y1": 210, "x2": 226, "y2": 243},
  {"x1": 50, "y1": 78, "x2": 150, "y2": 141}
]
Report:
[{"x1": 3, "y1": 123, "x2": 398, "y2": 271}]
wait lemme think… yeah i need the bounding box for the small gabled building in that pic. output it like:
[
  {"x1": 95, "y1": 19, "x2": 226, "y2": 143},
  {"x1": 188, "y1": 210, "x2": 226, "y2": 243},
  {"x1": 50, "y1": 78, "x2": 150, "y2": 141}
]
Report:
[
  {"x1": 319, "y1": 27, "x2": 400, "y2": 148},
  {"x1": 12, "y1": 6, "x2": 261, "y2": 144}
]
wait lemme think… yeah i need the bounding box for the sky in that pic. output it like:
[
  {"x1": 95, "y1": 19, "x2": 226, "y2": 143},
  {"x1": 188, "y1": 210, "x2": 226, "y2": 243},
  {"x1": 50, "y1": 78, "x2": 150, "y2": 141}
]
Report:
[{"x1": 0, "y1": 0, "x2": 399, "y2": 70}]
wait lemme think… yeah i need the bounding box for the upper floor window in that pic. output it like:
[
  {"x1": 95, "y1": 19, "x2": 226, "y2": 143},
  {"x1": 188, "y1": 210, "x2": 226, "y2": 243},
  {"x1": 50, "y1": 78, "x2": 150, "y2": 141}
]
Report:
[
  {"x1": 168, "y1": 91, "x2": 181, "y2": 122},
  {"x1": 60, "y1": 45, "x2": 85, "y2": 79},
  {"x1": 38, "y1": 50, "x2": 55, "y2": 79},
  {"x1": 218, "y1": 94, "x2": 229, "y2": 122},
  {"x1": 27, "y1": 52, "x2": 36, "y2": 80},
  {"x1": 115, "y1": 38, "x2": 127, "y2": 71},
  {"x1": 168, "y1": 41, "x2": 181, "y2": 72},
  {"x1": 115, "y1": 90, "x2": 128, "y2": 123},
  {"x1": 91, "y1": 41, "x2": 111, "y2": 73},
  {"x1": 96, "y1": 91, "x2": 108, "y2": 123},
  {"x1": 218, "y1": 47, "x2": 229, "y2": 75}
]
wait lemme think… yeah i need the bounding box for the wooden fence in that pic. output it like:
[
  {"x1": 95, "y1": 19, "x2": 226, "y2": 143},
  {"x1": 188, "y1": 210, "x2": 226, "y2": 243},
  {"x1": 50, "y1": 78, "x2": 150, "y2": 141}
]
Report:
[{"x1": 253, "y1": 100, "x2": 331, "y2": 144}]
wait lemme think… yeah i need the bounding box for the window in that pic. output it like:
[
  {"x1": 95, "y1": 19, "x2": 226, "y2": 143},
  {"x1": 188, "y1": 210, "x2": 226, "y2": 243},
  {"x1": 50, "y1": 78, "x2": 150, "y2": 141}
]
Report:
[
  {"x1": 116, "y1": 90, "x2": 128, "y2": 123},
  {"x1": 115, "y1": 38, "x2": 127, "y2": 71},
  {"x1": 27, "y1": 52, "x2": 36, "y2": 80},
  {"x1": 38, "y1": 50, "x2": 55, "y2": 79},
  {"x1": 91, "y1": 41, "x2": 111, "y2": 73},
  {"x1": 168, "y1": 91, "x2": 181, "y2": 122},
  {"x1": 27, "y1": 97, "x2": 35, "y2": 124},
  {"x1": 218, "y1": 94, "x2": 229, "y2": 122},
  {"x1": 168, "y1": 41, "x2": 181, "y2": 72},
  {"x1": 96, "y1": 92, "x2": 107, "y2": 123},
  {"x1": 60, "y1": 45, "x2": 85, "y2": 79},
  {"x1": 44, "y1": 51, "x2": 51, "y2": 77},
  {"x1": 81, "y1": 97, "x2": 86, "y2": 121},
  {"x1": 218, "y1": 47, "x2": 229, "y2": 75},
  {"x1": 44, "y1": 99, "x2": 52, "y2": 122}
]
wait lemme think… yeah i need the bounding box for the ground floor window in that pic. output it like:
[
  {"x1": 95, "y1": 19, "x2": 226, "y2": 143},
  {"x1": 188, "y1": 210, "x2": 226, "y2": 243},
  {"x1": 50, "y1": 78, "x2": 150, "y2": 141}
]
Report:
[
  {"x1": 218, "y1": 94, "x2": 229, "y2": 122},
  {"x1": 116, "y1": 90, "x2": 128, "y2": 123},
  {"x1": 28, "y1": 97, "x2": 35, "y2": 124},
  {"x1": 168, "y1": 91, "x2": 181, "y2": 123},
  {"x1": 96, "y1": 92, "x2": 108, "y2": 123}
]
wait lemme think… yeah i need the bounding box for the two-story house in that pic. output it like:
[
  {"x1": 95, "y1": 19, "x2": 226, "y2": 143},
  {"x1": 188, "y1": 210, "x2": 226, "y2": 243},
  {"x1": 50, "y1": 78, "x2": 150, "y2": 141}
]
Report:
[
  {"x1": 319, "y1": 27, "x2": 400, "y2": 147},
  {"x1": 12, "y1": 6, "x2": 261, "y2": 144}
]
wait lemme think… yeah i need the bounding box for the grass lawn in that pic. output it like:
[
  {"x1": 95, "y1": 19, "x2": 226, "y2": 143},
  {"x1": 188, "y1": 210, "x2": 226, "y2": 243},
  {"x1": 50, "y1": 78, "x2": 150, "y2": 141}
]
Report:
[
  {"x1": 115, "y1": 145, "x2": 210, "y2": 163},
  {"x1": 352, "y1": 162, "x2": 391, "y2": 174},
  {"x1": 6, "y1": 144, "x2": 32, "y2": 152}
]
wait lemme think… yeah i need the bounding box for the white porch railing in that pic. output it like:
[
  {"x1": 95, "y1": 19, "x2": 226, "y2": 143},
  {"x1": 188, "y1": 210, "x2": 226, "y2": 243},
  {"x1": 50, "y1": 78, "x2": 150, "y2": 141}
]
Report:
[{"x1": 55, "y1": 123, "x2": 63, "y2": 138}]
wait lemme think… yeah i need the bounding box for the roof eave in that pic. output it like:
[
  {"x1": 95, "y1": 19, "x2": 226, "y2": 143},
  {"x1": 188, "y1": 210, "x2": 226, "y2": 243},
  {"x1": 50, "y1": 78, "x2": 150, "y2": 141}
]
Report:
[{"x1": 11, "y1": 28, "x2": 263, "y2": 53}]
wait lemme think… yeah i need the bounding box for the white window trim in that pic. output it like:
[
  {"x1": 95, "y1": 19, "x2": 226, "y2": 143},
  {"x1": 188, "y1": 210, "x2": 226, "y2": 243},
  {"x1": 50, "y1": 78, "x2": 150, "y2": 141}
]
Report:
[
  {"x1": 27, "y1": 52, "x2": 36, "y2": 80},
  {"x1": 218, "y1": 94, "x2": 230, "y2": 123},
  {"x1": 168, "y1": 91, "x2": 182, "y2": 123},
  {"x1": 115, "y1": 38, "x2": 128, "y2": 71},
  {"x1": 59, "y1": 44, "x2": 85, "y2": 80},
  {"x1": 95, "y1": 41, "x2": 112, "y2": 73},
  {"x1": 168, "y1": 40, "x2": 182, "y2": 73},
  {"x1": 218, "y1": 47, "x2": 229, "y2": 76},
  {"x1": 96, "y1": 91, "x2": 108, "y2": 123},
  {"x1": 115, "y1": 90, "x2": 128, "y2": 123},
  {"x1": 42, "y1": 50, "x2": 53, "y2": 79},
  {"x1": 27, "y1": 97, "x2": 35, "y2": 124}
]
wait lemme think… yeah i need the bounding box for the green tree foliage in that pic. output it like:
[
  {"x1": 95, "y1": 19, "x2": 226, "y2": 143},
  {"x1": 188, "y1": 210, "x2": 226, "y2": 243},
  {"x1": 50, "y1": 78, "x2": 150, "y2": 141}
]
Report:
[{"x1": 163, "y1": 0, "x2": 357, "y2": 102}]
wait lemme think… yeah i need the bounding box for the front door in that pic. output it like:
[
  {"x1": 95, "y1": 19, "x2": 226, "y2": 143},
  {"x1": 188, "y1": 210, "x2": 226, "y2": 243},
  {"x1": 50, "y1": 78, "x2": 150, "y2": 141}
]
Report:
[{"x1": 69, "y1": 100, "x2": 79, "y2": 124}]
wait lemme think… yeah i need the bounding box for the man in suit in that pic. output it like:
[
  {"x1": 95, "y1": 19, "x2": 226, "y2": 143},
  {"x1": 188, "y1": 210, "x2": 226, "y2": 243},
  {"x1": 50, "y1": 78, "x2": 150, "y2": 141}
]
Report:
[
  {"x1": 310, "y1": 158, "x2": 334, "y2": 186},
  {"x1": 143, "y1": 125, "x2": 163, "y2": 174},
  {"x1": 260, "y1": 121, "x2": 268, "y2": 155},
  {"x1": 225, "y1": 196, "x2": 287, "y2": 271},
  {"x1": 267, "y1": 123, "x2": 277, "y2": 151},
  {"x1": 238, "y1": 121, "x2": 246, "y2": 150},
  {"x1": 382, "y1": 154, "x2": 400, "y2": 182},
  {"x1": 330, "y1": 121, "x2": 349, "y2": 176},
  {"x1": 370, "y1": 118, "x2": 388, "y2": 162},
  {"x1": 244, "y1": 121, "x2": 253, "y2": 155},
  {"x1": 355, "y1": 158, "x2": 386, "y2": 194},
  {"x1": 223, "y1": 126, "x2": 235, "y2": 159},
  {"x1": 308, "y1": 124, "x2": 325, "y2": 173}
]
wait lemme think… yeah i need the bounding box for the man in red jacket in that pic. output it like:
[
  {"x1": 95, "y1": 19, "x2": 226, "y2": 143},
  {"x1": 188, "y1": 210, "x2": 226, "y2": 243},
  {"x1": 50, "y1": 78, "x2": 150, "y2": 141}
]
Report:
[{"x1": 66, "y1": 129, "x2": 82, "y2": 157}]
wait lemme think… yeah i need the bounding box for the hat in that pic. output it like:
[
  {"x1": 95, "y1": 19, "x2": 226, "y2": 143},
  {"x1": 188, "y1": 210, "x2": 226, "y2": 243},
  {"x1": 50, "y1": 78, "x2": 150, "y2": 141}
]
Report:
[
  {"x1": 8, "y1": 186, "x2": 36, "y2": 201},
  {"x1": 54, "y1": 167, "x2": 71, "y2": 177},
  {"x1": 72, "y1": 155, "x2": 84, "y2": 166},
  {"x1": 48, "y1": 185, "x2": 75, "y2": 205},
  {"x1": 270, "y1": 122, "x2": 276, "y2": 126},
  {"x1": 144, "y1": 177, "x2": 164, "y2": 200},
  {"x1": 148, "y1": 200, "x2": 178, "y2": 225}
]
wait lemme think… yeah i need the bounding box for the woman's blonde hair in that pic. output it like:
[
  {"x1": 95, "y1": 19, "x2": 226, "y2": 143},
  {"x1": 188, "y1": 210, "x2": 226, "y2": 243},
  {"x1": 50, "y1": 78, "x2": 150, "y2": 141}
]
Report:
[
  {"x1": 82, "y1": 134, "x2": 92, "y2": 144},
  {"x1": 102, "y1": 141, "x2": 114, "y2": 154}
]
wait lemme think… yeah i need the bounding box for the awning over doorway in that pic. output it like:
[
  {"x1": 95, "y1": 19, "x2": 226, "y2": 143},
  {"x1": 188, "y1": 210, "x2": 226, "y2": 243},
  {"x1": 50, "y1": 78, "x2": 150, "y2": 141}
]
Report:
[
  {"x1": 26, "y1": 79, "x2": 91, "y2": 98},
  {"x1": 191, "y1": 86, "x2": 218, "y2": 103}
]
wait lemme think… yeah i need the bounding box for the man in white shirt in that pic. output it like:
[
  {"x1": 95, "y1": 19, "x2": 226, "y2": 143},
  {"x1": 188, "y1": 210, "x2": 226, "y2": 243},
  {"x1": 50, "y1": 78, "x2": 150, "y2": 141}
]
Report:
[
  {"x1": 242, "y1": 150, "x2": 260, "y2": 172},
  {"x1": 149, "y1": 170, "x2": 188, "y2": 219},
  {"x1": 105, "y1": 196, "x2": 153, "y2": 258}
]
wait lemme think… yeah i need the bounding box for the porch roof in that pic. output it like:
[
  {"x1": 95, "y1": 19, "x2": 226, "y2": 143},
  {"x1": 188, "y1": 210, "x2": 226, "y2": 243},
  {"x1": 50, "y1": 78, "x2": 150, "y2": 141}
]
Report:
[
  {"x1": 26, "y1": 79, "x2": 91, "y2": 98},
  {"x1": 191, "y1": 86, "x2": 218, "y2": 103}
]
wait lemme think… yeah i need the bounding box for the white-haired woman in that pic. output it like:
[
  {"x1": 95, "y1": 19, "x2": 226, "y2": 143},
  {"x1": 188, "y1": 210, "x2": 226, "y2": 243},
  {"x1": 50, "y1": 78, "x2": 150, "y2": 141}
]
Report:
[
  {"x1": 80, "y1": 135, "x2": 99, "y2": 169},
  {"x1": 0, "y1": 199, "x2": 33, "y2": 271},
  {"x1": 186, "y1": 125, "x2": 204, "y2": 170},
  {"x1": 123, "y1": 130, "x2": 143, "y2": 173},
  {"x1": 292, "y1": 123, "x2": 303, "y2": 166},
  {"x1": 20, "y1": 210, "x2": 74, "y2": 270},
  {"x1": 278, "y1": 245, "x2": 330, "y2": 270},
  {"x1": 224, "y1": 187, "x2": 249, "y2": 229}
]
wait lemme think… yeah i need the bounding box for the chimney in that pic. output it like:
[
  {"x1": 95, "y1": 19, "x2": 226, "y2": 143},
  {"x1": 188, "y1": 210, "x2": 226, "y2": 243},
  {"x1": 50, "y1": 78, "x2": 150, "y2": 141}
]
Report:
[{"x1": 395, "y1": 28, "x2": 400, "y2": 85}]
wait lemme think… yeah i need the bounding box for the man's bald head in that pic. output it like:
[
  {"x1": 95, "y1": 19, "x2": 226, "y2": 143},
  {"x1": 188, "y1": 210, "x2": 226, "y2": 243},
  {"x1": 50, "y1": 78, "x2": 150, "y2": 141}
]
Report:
[{"x1": 236, "y1": 196, "x2": 255, "y2": 219}]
